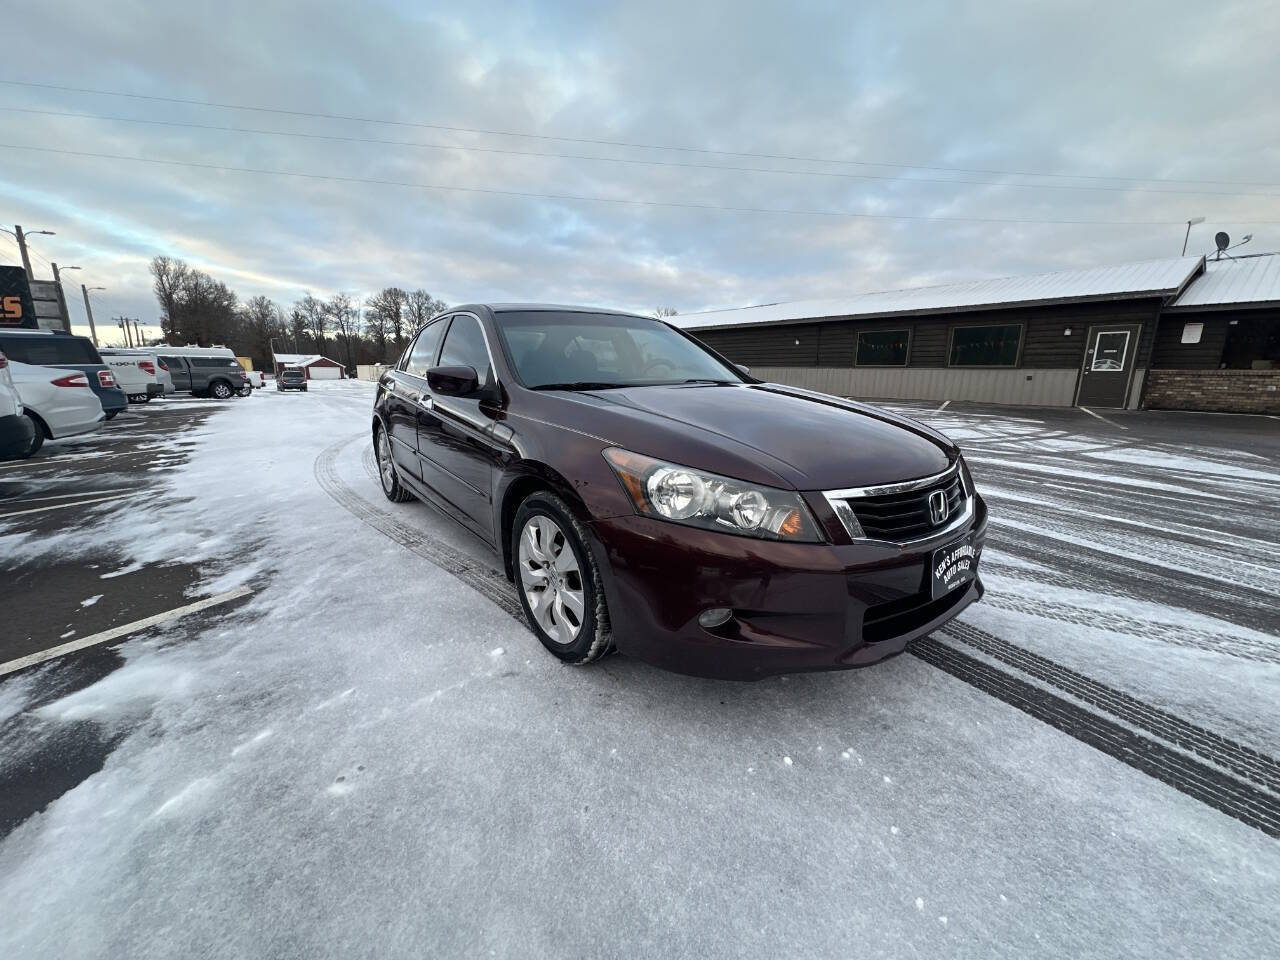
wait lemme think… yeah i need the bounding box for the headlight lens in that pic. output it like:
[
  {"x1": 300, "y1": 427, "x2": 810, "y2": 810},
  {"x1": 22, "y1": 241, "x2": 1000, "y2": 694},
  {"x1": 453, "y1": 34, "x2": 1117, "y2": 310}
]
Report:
[{"x1": 604, "y1": 448, "x2": 822, "y2": 542}]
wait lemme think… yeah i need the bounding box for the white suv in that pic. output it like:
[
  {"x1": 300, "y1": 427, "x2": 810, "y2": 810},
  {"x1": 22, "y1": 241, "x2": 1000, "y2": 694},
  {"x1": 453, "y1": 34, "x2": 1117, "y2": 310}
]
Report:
[{"x1": 7, "y1": 360, "x2": 106, "y2": 457}]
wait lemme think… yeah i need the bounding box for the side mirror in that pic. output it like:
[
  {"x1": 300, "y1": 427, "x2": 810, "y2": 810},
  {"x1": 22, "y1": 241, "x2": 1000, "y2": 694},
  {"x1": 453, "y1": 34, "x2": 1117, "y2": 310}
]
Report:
[
  {"x1": 427, "y1": 364, "x2": 480, "y2": 396},
  {"x1": 735, "y1": 363, "x2": 750, "y2": 375}
]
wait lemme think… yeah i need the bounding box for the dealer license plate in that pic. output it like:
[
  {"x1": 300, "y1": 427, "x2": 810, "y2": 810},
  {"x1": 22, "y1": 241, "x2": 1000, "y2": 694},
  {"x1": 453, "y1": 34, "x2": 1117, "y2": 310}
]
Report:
[{"x1": 931, "y1": 535, "x2": 977, "y2": 599}]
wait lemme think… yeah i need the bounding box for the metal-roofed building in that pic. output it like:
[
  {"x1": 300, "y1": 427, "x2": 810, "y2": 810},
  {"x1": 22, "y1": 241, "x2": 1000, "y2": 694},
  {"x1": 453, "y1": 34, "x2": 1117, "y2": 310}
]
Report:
[
  {"x1": 271, "y1": 352, "x2": 347, "y2": 379},
  {"x1": 678, "y1": 253, "x2": 1279, "y2": 413}
]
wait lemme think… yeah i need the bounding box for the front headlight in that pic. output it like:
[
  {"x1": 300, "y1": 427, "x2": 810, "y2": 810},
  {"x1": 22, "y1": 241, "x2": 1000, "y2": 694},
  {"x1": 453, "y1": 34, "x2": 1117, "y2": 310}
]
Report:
[{"x1": 603, "y1": 448, "x2": 822, "y2": 542}]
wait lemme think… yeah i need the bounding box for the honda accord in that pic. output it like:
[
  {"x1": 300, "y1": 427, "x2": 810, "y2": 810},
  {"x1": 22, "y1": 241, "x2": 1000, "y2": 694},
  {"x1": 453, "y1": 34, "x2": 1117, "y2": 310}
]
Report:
[{"x1": 372, "y1": 304, "x2": 985, "y2": 679}]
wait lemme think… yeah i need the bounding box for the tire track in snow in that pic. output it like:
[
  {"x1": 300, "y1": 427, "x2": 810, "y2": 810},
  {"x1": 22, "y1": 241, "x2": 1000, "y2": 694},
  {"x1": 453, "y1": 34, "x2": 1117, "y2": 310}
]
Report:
[
  {"x1": 983, "y1": 593, "x2": 1280, "y2": 665},
  {"x1": 315, "y1": 435, "x2": 524, "y2": 620},
  {"x1": 939, "y1": 620, "x2": 1280, "y2": 794},
  {"x1": 909, "y1": 636, "x2": 1280, "y2": 839}
]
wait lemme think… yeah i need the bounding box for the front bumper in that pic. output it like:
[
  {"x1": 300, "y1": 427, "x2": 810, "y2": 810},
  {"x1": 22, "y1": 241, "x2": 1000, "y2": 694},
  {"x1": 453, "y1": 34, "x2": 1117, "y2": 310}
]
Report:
[{"x1": 590, "y1": 495, "x2": 987, "y2": 680}]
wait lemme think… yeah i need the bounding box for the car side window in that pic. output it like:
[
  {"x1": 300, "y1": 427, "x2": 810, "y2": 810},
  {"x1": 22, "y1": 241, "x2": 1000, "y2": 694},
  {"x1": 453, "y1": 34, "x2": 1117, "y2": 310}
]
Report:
[
  {"x1": 437, "y1": 315, "x2": 491, "y2": 383},
  {"x1": 405, "y1": 319, "x2": 446, "y2": 377}
]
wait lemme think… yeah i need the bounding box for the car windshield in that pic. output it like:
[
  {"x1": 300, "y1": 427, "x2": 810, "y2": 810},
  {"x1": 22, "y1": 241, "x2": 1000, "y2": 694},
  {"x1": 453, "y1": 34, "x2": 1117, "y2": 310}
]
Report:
[{"x1": 495, "y1": 311, "x2": 744, "y2": 389}]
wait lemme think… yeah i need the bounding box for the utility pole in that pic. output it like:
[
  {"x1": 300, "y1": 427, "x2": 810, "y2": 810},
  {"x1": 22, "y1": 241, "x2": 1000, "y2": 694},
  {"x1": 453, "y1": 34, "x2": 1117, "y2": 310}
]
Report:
[
  {"x1": 81, "y1": 285, "x2": 102, "y2": 345},
  {"x1": 13, "y1": 225, "x2": 33, "y2": 277},
  {"x1": 117, "y1": 316, "x2": 132, "y2": 347},
  {"x1": 50, "y1": 263, "x2": 73, "y2": 333},
  {"x1": 131, "y1": 319, "x2": 143, "y2": 346}
]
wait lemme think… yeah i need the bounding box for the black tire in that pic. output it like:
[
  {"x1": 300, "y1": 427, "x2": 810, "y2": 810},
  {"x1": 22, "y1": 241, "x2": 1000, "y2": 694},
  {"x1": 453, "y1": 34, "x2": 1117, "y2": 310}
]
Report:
[
  {"x1": 104, "y1": 410, "x2": 118, "y2": 421},
  {"x1": 19, "y1": 414, "x2": 44, "y2": 458},
  {"x1": 210, "y1": 380, "x2": 234, "y2": 399},
  {"x1": 512, "y1": 491, "x2": 612, "y2": 664},
  {"x1": 237, "y1": 383, "x2": 253, "y2": 398},
  {"x1": 374, "y1": 423, "x2": 414, "y2": 503},
  {"x1": 127, "y1": 393, "x2": 147, "y2": 403}
]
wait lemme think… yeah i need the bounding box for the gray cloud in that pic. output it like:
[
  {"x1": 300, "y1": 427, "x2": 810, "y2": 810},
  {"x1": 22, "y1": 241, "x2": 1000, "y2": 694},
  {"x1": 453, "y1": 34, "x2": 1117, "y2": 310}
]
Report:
[{"x1": 2, "y1": 0, "x2": 1277, "y2": 344}]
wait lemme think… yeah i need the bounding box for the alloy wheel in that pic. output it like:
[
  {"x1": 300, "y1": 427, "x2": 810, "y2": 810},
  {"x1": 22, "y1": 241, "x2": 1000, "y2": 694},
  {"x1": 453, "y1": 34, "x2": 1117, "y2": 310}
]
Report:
[
  {"x1": 377, "y1": 429, "x2": 395, "y2": 493},
  {"x1": 212, "y1": 382, "x2": 232, "y2": 399},
  {"x1": 517, "y1": 515, "x2": 585, "y2": 644}
]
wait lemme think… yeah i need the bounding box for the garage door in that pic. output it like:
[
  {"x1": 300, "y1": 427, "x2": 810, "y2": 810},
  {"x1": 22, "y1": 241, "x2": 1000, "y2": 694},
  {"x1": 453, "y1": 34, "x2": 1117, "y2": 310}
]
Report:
[{"x1": 307, "y1": 366, "x2": 342, "y2": 380}]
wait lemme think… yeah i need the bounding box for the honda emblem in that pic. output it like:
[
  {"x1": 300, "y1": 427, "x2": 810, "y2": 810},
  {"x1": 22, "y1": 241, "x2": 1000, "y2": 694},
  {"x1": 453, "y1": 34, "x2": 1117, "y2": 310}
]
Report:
[{"x1": 928, "y1": 489, "x2": 950, "y2": 526}]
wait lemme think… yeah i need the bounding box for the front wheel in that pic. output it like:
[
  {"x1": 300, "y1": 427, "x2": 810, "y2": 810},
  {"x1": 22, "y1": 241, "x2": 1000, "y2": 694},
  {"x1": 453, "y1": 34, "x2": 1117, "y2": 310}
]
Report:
[
  {"x1": 237, "y1": 383, "x2": 253, "y2": 397},
  {"x1": 19, "y1": 414, "x2": 43, "y2": 458},
  {"x1": 513, "y1": 491, "x2": 612, "y2": 664},
  {"x1": 374, "y1": 424, "x2": 414, "y2": 503},
  {"x1": 210, "y1": 380, "x2": 234, "y2": 399},
  {"x1": 127, "y1": 393, "x2": 148, "y2": 403}
]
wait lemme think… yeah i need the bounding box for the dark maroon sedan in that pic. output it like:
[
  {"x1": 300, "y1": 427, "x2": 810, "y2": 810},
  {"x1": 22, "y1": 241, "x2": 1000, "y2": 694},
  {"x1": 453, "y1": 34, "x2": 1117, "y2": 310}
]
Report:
[{"x1": 372, "y1": 304, "x2": 985, "y2": 679}]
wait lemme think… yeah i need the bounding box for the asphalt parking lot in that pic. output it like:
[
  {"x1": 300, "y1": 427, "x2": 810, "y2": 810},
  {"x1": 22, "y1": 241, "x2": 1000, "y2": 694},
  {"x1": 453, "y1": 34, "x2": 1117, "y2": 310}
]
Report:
[{"x1": 1, "y1": 384, "x2": 1278, "y2": 959}]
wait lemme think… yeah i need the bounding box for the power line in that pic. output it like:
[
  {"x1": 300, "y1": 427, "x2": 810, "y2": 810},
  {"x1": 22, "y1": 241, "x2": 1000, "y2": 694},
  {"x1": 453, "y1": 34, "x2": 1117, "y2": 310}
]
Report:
[
  {"x1": 9, "y1": 141, "x2": 1272, "y2": 227},
  {"x1": 3, "y1": 77, "x2": 1276, "y2": 189},
  {"x1": 5, "y1": 105, "x2": 1279, "y2": 200}
]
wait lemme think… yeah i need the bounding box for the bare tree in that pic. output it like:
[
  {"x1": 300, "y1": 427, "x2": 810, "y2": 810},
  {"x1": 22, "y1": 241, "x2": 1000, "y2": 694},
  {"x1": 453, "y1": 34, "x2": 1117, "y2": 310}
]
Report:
[
  {"x1": 150, "y1": 256, "x2": 190, "y2": 341},
  {"x1": 654, "y1": 307, "x2": 678, "y2": 318},
  {"x1": 241, "y1": 295, "x2": 287, "y2": 364},
  {"x1": 294, "y1": 293, "x2": 328, "y2": 354},
  {"x1": 326, "y1": 293, "x2": 361, "y2": 372},
  {"x1": 405, "y1": 289, "x2": 446, "y2": 336},
  {"x1": 364, "y1": 287, "x2": 408, "y2": 359}
]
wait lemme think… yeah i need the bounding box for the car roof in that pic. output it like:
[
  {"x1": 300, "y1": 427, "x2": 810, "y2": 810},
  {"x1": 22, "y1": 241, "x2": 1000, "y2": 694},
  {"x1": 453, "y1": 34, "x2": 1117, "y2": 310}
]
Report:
[{"x1": 460, "y1": 303, "x2": 656, "y2": 321}]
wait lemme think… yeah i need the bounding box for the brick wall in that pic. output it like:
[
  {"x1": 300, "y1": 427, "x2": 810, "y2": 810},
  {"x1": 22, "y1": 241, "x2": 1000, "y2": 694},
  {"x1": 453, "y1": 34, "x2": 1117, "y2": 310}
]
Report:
[{"x1": 1143, "y1": 369, "x2": 1280, "y2": 413}]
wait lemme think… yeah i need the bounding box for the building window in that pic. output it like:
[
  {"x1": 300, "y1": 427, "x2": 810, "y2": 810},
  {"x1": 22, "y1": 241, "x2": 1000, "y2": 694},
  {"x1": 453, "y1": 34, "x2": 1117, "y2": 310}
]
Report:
[
  {"x1": 948, "y1": 324, "x2": 1022, "y2": 366},
  {"x1": 855, "y1": 329, "x2": 909, "y2": 366},
  {"x1": 1181, "y1": 322, "x2": 1204, "y2": 344}
]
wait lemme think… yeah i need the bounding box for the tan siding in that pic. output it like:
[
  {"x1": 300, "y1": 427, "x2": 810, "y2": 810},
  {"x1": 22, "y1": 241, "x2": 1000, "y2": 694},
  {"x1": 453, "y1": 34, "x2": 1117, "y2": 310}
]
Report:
[{"x1": 750, "y1": 366, "x2": 1080, "y2": 406}]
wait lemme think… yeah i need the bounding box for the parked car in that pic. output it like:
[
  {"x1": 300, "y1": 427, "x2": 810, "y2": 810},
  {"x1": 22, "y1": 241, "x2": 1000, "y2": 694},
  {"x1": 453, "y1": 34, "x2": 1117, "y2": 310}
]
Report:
[
  {"x1": 7, "y1": 359, "x2": 105, "y2": 457},
  {"x1": 156, "y1": 348, "x2": 251, "y2": 399},
  {"x1": 276, "y1": 367, "x2": 308, "y2": 392},
  {"x1": 0, "y1": 349, "x2": 37, "y2": 460},
  {"x1": 0, "y1": 329, "x2": 127, "y2": 419},
  {"x1": 98, "y1": 349, "x2": 163, "y2": 403},
  {"x1": 372, "y1": 305, "x2": 986, "y2": 680},
  {"x1": 237, "y1": 368, "x2": 265, "y2": 396}
]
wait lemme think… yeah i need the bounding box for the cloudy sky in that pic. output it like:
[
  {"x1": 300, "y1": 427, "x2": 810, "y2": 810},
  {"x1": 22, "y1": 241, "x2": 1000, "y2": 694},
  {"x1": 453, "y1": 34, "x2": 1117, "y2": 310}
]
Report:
[{"x1": 2, "y1": 0, "x2": 1277, "y2": 344}]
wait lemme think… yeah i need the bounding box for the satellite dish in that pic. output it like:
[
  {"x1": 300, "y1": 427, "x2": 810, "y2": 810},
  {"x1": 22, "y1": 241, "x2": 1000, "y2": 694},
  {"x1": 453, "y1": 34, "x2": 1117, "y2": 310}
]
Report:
[{"x1": 1215, "y1": 231, "x2": 1230, "y2": 251}]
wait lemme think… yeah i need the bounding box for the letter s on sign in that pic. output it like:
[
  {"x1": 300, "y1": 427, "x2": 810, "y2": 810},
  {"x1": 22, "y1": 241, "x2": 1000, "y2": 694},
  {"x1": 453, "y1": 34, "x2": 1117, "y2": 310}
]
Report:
[{"x1": 2, "y1": 296, "x2": 22, "y2": 319}]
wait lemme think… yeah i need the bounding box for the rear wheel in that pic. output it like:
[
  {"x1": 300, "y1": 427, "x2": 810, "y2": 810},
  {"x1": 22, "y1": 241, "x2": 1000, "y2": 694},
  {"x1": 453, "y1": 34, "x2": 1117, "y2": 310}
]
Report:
[
  {"x1": 375, "y1": 423, "x2": 414, "y2": 503},
  {"x1": 513, "y1": 491, "x2": 612, "y2": 664},
  {"x1": 127, "y1": 393, "x2": 148, "y2": 403},
  {"x1": 237, "y1": 383, "x2": 252, "y2": 397},
  {"x1": 210, "y1": 380, "x2": 233, "y2": 399}
]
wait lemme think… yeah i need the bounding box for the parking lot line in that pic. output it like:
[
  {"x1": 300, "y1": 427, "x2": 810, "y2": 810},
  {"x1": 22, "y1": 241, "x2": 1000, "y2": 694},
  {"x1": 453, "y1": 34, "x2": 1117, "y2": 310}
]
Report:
[
  {"x1": 0, "y1": 494, "x2": 135, "y2": 519},
  {"x1": 0, "y1": 450, "x2": 143, "y2": 471},
  {"x1": 1078, "y1": 406, "x2": 1129, "y2": 430},
  {"x1": 0, "y1": 490, "x2": 124, "y2": 505},
  {"x1": 0, "y1": 586, "x2": 254, "y2": 678}
]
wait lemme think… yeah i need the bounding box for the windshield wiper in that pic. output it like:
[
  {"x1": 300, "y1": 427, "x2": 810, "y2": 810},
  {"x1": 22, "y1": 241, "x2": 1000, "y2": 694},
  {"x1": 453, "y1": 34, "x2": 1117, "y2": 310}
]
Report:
[
  {"x1": 530, "y1": 381, "x2": 628, "y2": 391},
  {"x1": 680, "y1": 378, "x2": 734, "y2": 385}
]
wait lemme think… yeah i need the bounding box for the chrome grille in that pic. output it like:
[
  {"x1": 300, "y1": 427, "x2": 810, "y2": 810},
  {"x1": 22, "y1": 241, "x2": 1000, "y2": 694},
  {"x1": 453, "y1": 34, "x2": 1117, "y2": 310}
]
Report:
[{"x1": 824, "y1": 464, "x2": 970, "y2": 545}]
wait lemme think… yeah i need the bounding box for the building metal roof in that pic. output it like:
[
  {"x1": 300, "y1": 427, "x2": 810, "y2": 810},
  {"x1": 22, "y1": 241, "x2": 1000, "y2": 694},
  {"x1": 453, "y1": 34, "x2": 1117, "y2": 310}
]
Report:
[
  {"x1": 1166, "y1": 252, "x2": 1280, "y2": 310},
  {"x1": 272, "y1": 353, "x2": 341, "y2": 366},
  {"x1": 675, "y1": 256, "x2": 1206, "y2": 331}
]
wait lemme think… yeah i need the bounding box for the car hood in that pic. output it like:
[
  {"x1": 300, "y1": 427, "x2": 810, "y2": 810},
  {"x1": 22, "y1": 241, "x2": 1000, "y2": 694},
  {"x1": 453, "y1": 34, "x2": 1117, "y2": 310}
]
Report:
[{"x1": 547, "y1": 382, "x2": 953, "y2": 490}]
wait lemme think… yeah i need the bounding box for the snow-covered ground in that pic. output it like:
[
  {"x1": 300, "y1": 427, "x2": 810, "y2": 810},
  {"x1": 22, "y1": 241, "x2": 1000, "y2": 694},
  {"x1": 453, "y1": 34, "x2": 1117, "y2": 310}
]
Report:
[{"x1": 1, "y1": 384, "x2": 1277, "y2": 959}]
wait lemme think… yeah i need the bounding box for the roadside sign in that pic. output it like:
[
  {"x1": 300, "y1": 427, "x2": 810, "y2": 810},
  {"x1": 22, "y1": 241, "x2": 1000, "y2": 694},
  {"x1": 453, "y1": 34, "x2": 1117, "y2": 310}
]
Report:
[
  {"x1": 28, "y1": 279, "x2": 69, "y2": 331},
  {"x1": 0, "y1": 265, "x2": 38, "y2": 328}
]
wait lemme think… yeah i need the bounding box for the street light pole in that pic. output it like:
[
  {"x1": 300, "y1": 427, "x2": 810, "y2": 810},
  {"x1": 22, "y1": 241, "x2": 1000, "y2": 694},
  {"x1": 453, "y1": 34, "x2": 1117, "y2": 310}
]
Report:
[
  {"x1": 11, "y1": 225, "x2": 55, "y2": 278},
  {"x1": 1182, "y1": 217, "x2": 1206, "y2": 257},
  {"x1": 81, "y1": 285, "x2": 104, "y2": 345}
]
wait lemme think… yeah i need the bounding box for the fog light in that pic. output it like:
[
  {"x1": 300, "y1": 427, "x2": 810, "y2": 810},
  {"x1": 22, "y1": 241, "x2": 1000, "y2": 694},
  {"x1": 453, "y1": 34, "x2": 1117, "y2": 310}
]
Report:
[{"x1": 698, "y1": 607, "x2": 733, "y2": 628}]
